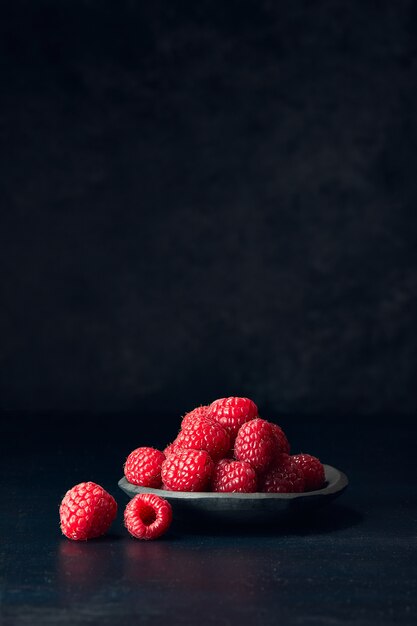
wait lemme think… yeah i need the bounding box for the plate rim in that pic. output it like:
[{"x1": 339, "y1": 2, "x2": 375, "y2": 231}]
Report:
[{"x1": 118, "y1": 464, "x2": 348, "y2": 501}]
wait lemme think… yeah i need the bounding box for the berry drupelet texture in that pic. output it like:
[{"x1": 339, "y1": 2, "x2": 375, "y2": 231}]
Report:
[
  {"x1": 207, "y1": 396, "x2": 258, "y2": 441},
  {"x1": 59, "y1": 482, "x2": 117, "y2": 541},
  {"x1": 161, "y1": 448, "x2": 214, "y2": 492},
  {"x1": 124, "y1": 447, "x2": 165, "y2": 488},
  {"x1": 124, "y1": 493, "x2": 172, "y2": 540}
]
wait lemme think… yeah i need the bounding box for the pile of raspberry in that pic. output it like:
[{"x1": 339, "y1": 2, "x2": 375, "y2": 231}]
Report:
[
  {"x1": 59, "y1": 397, "x2": 325, "y2": 542},
  {"x1": 125, "y1": 397, "x2": 325, "y2": 495}
]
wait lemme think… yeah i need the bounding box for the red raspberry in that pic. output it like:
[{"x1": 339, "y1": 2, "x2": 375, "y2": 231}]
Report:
[
  {"x1": 291, "y1": 453, "x2": 325, "y2": 491},
  {"x1": 270, "y1": 423, "x2": 290, "y2": 455},
  {"x1": 163, "y1": 441, "x2": 179, "y2": 457},
  {"x1": 124, "y1": 493, "x2": 172, "y2": 540},
  {"x1": 261, "y1": 455, "x2": 305, "y2": 493},
  {"x1": 161, "y1": 449, "x2": 214, "y2": 492},
  {"x1": 234, "y1": 418, "x2": 277, "y2": 472},
  {"x1": 174, "y1": 418, "x2": 230, "y2": 461},
  {"x1": 207, "y1": 397, "x2": 258, "y2": 440},
  {"x1": 59, "y1": 482, "x2": 117, "y2": 541},
  {"x1": 124, "y1": 447, "x2": 165, "y2": 488},
  {"x1": 211, "y1": 459, "x2": 257, "y2": 493},
  {"x1": 181, "y1": 405, "x2": 209, "y2": 429}
]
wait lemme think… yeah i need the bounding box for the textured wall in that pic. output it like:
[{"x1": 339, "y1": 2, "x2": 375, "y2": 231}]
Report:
[{"x1": 1, "y1": 1, "x2": 416, "y2": 414}]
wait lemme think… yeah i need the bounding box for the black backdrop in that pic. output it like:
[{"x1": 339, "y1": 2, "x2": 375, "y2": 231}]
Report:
[{"x1": 1, "y1": 0, "x2": 417, "y2": 421}]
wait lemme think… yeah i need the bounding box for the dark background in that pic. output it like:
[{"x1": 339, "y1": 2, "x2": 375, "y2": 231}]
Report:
[{"x1": 1, "y1": 0, "x2": 417, "y2": 423}]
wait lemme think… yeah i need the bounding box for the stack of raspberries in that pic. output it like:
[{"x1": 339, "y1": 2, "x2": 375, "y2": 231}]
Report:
[
  {"x1": 124, "y1": 397, "x2": 325, "y2": 494},
  {"x1": 59, "y1": 397, "x2": 325, "y2": 541}
]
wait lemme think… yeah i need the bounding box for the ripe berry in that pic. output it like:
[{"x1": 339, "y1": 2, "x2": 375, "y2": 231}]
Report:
[
  {"x1": 124, "y1": 493, "x2": 172, "y2": 540},
  {"x1": 207, "y1": 397, "x2": 258, "y2": 440},
  {"x1": 234, "y1": 418, "x2": 277, "y2": 472},
  {"x1": 270, "y1": 423, "x2": 290, "y2": 455},
  {"x1": 163, "y1": 441, "x2": 179, "y2": 457},
  {"x1": 211, "y1": 459, "x2": 257, "y2": 493},
  {"x1": 291, "y1": 453, "x2": 325, "y2": 491},
  {"x1": 174, "y1": 418, "x2": 230, "y2": 461},
  {"x1": 161, "y1": 449, "x2": 214, "y2": 492},
  {"x1": 181, "y1": 405, "x2": 209, "y2": 429},
  {"x1": 124, "y1": 447, "x2": 165, "y2": 488},
  {"x1": 59, "y1": 482, "x2": 117, "y2": 541},
  {"x1": 261, "y1": 455, "x2": 305, "y2": 493}
]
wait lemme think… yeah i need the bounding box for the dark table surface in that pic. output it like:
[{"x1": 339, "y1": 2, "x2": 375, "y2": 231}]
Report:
[{"x1": 1, "y1": 413, "x2": 416, "y2": 626}]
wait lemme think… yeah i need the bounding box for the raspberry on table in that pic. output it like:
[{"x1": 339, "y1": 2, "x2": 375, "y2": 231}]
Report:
[
  {"x1": 161, "y1": 448, "x2": 214, "y2": 492},
  {"x1": 234, "y1": 418, "x2": 277, "y2": 473},
  {"x1": 124, "y1": 447, "x2": 165, "y2": 488},
  {"x1": 124, "y1": 493, "x2": 172, "y2": 540},
  {"x1": 206, "y1": 397, "x2": 258, "y2": 441},
  {"x1": 174, "y1": 417, "x2": 230, "y2": 461},
  {"x1": 181, "y1": 405, "x2": 209, "y2": 429},
  {"x1": 59, "y1": 482, "x2": 117, "y2": 541},
  {"x1": 211, "y1": 459, "x2": 257, "y2": 493},
  {"x1": 261, "y1": 455, "x2": 305, "y2": 493},
  {"x1": 291, "y1": 453, "x2": 325, "y2": 491}
]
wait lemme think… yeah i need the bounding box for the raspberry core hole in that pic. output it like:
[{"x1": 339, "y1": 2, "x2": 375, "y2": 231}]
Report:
[{"x1": 140, "y1": 504, "x2": 157, "y2": 526}]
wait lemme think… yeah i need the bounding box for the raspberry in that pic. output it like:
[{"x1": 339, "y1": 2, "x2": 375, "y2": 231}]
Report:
[
  {"x1": 261, "y1": 455, "x2": 305, "y2": 493},
  {"x1": 124, "y1": 493, "x2": 172, "y2": 540},
  {"x1": 270, "y1": 423, "x2": 290, "y2": 455},
  {"x1": 163, "y1": 442, "x2": 179, "y2": 457},
  {"x1": 234, "y1": 418, "x2": 277, "y2": 472},
  {"x1": 207, "y1": 397, "x2": 258, "y2": 440},
  {"x1": 124, "y1": 447, "x2": 165, "y2": 488},
  {"x1": 211, "y1": 459, "x2": 257, "y2": 493},
  {"x1": 181, "y1": 405, "x2": 209, "y2": 429},
  {"x1": 161, "y1": 449, "x2": 214, "y2": 492},
  {"x1": 174, "y1": 418, "x2": 230, "y2": 461},
  {"x1": 59, "y1": 482, "x2": 117, "y2": 541},
  {"x1": 291, "y1": 453, "x2": 325, "y2": 491}
]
